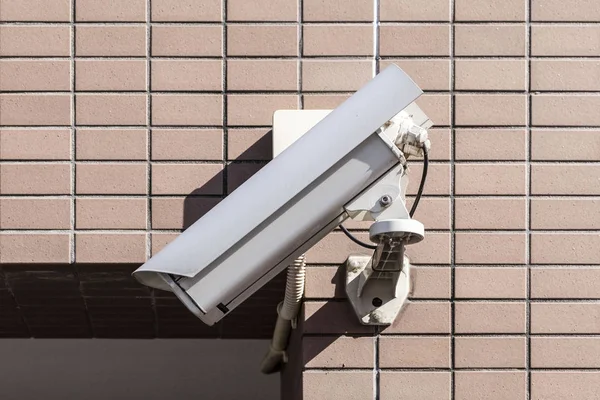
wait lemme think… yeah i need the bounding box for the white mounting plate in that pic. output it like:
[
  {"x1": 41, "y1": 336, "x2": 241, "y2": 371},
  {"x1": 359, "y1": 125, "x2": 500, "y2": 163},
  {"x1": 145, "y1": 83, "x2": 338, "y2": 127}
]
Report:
[
  {"x1": 345, "y1": 254, "x2": 411, "y2": 325},
  {"x1": 272, "y1": 110, "x2": 332, "y2": 157}
]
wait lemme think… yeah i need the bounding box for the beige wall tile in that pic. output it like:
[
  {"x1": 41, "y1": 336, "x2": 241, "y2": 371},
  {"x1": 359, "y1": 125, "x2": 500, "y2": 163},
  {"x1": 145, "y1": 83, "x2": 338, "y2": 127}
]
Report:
[
  {"x1": 0, "y1": 129, "x2": 71, "y2": 160},
  {"x1": 227, "y1": 95, "x2": 298, "y2": 126},
  {"x1": 151, "y1": 0, "x2": 222, "y2": 22},
  {"x1": 0, "y1": 163, "x2": 71, "y2": 195},
  {"x1": 228, "y1": 60, "x2": 297, "y2": 91},
  {"x1": 531, "y1": 199, "x2": 600, "y2": 230},
  {"x1": 152, "y1": 26, "x2": 222, "y2": 56},
  {"x1": 76, "y1": 60, "x2": 147, "y2": 91},
  {"x1": 76, "y1": 129, "x2": 147, "y2": 161},
  {"x1": 455, "y1": 302, "x2": 527, "y2": 333},
  {"x1": 0, "y1": 60, "x2": 70, "y2": 91},
  {"x1": 380, "y1": 24, "x2": 451, "y2": 56},
  {"x1": 531, "y1": 233, "x2": 600, "y2": 264},
  {"x1": 379, "y1": 336, "x2": 451, "y2": 368},
  {"x1": 0, "y1": 198, "x2": 71, "y2": 229},
  {"x1": 0, "y1": 26, "x2": 70, "y2": 56},
  {"x1": 151, "y1": 95, "x2": 222, "y2": 126},
  {"x1": 76, "y1": 163, "x2": 147, "y2": 195},
  {"x1": 455, "y1": 198, "x2": 527, "y2": 230},
  {"x1": 455, "y1": 95, "x2": 527, "y2": 126},
  {"x1": 227, "y1": 24, "x2": 297, "y2": 56},
  {"x1": 75, "y1": 198, "x2": 147, "y2": 229},
  {"x1": 455, "y1": 24, "x2": 526, "y2": 56},
  {"x1": 0, "y1": 0, "x2": 70, "y2": 21},
  {"x1": 411, "y1": 267, "x2": 452, "y2": 299},
  {"x1": 381, "y1": 302, "x2": 451, "y2": 334},
  {"x1": 152, "y1": 60, "x2": 222, "y2": 92},
  {"x1": 76, "y1": 26, "x2": 146, "y2": 56},
  {"x1": 455, "y1": 129, "x2": 527, "y2": 160},
  {"x1": 75, "y1": 0, "x2": 146, "y2": 21},
  {"x1": 531, "y1": 303, "x2": 600, "y2": 334},
  {"x1": 455, "y1": 337, "x2": 527, "y2": 368},
  {"x1": 151, "y1": 197, "x2": 220, "y2": 230},
  {"x1": 455, "y1": 59, "x2": 527, "y2": 91},
  {"x1": 151, "y1": 129, "x2": 222, "y2": 160},
  {"x1": 532, "y1": 25, "x2": 600, "y2": 56},
  {"x1": 532, "y1": 0, "x2": 600, "y2": 21},
  {"x1": 0, "y1": 234, "x2": 70, "y2": 263},
  {"x1": 532, "y1": 337, "x2": 600, "y2": 368},
  {"x1": 455, "y1": 372, "x2": 527, "y2": 400},
  {"x1": 531, "y1": 60, "x2": 600, "y2": 91},
  {"x1": 532, "y1": 130, "x2": 600, "y2": 160},
  {"x1": 456, "y1": 233, "x2": 527, "y2": 264},
  {"x1": 227, "y1": 128, "x2": 271, "y2": 161},
  {"x1": 75, "y1": 234, "x2": 146, "y2": 263},
  {"x1": 303, "y1": 371, "x2": 373, "y2": 400},
  {"x1": 304, "y1": 336, "x2": 374, "y2": 369},
  {"x1": 455, "y1": 0, "x2": 525, "y2": 21},
  {"x1": 380, "y1": 372, "x2": 451, "y2": 400},
  {"x1": 532, "y1": 372, "x2": 600, "y2": 400},
  {"x1": 302, "y1": 60, "x2": 372, "y2": 91},
  {"x1": 303, "y1": 0, "x2": 373, "y2": 22},
  {"x1": 0, "y1": 95, "x2": 71, "y2": 126},
  {"x1": 455, "y1": 267, "x2": 528, "y2": 298},
  {"x1": 532, "y1": 95, "x2": 600, "y2": 126},
  {"x1": 380, "y1": 59, "x2": 451, "y2": 91},
  {"x1": 303, "y1": 25, "x2": 373, "y2": 56},
  {"x1": 455, "y1": 163, "x2": 526, "y2": 195},
  {"x1": 151, "y1": 163, "x2": 223, "y2": 195},
  {"x1": 380, "y1": 0, "x2": 450, "y2": 21},
  {"x1": 531, "y1": 268, "x2": 600, "y2": 299},
  {"x1": 531, "y1": 164, "x2": 600, "y2": 195},
  {"x1": 76, "y1": 94, "x2": 147, "y2": 126},
  {"x1": 227, "y1": 0, "x2": 297, "y2": 22}
]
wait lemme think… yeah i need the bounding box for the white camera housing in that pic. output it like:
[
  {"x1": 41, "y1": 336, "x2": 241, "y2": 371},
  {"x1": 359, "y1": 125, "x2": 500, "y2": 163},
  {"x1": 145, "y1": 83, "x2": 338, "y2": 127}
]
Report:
[{"x1": 133, "y1": 65, "x2": 431, "y2": 326}]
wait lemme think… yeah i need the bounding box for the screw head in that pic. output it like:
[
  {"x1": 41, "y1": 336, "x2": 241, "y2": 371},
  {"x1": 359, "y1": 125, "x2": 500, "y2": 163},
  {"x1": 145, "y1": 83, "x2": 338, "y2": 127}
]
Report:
[{"x1": 379, "y1": 195, "x2": 393, "y2": 207}]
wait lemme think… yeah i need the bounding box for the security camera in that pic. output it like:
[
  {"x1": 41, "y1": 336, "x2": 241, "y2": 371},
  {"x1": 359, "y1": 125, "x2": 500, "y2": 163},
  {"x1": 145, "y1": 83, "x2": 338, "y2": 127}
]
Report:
[{"x1": 133, "y1": 64, "x2": 432, "y2": 330}]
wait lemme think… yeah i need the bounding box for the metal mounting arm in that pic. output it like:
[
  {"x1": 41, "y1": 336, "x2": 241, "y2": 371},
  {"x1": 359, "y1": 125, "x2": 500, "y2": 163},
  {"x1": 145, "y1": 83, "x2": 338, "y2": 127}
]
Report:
[{"x1": 343, "y1": 109, "x2": 431, "y2": 325}]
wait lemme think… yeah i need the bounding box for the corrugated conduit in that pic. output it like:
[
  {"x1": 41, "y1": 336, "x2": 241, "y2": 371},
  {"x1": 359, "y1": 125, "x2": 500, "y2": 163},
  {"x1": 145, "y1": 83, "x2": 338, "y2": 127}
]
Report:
[{"x1": 260, "y1": 255, "x2": 306, "y2": 374}]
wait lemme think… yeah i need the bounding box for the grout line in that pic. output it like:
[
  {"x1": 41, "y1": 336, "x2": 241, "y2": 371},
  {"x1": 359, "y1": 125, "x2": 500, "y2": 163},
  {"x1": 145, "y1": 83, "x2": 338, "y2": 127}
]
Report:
[
  {"x1": 298, "y1": 0, "x2": 304, "y2": 109},
  {"x1": 305, "y1": 366, "x2": 600, "y2": 371},
  {"x1": 449, "y1": 0, "x2": 456, "y2": 398},
  {"x1": 7, "y1": 159, "x2": 600, "y2": 165},
  {"x1": 8, "y1": 55, "x2": 600, "y2": 61},
  {"x1": 304, "y1": 332, "x2": 600, "y2": 338},
  {"x1": 373, "y1": 1, "x2": 381, "y2": 398},
  {"x1": 145, "y1": 0, "x2": 152, "y2": 261},
  {"x1": 4, "y1": 228, "x2": 600, "y2": 234},
  {"x1": 5, "y1": 125, "x2": 600, "y2": 131},
  {"x1": 70, "y1": 0, "x2": 92, "y2": 337},
  {"x1": 373, "y1": 0, "x2": 380, "y2": 76},
  {"x1": 215, "y1": 1, "x2": 227, "y2": 339},
  {"x1": 526, "y1": 0, "x2": 533, "y2": 398},
  {"x1": 70, "y1": 0, "x2": 76, "y2": 263},
  {"x1": 6, "y1": 89, "x2": 600, "y2": 95},
  {"x1": 146, "y1": 0, "x2": 159, "y2": 339},
  {"x1": 8, "y1": 194, "x2": 600, "y2": 201},
  {"x1": 1, "y1": 20, "x2": 600, "y2": 25},
  {"x1": 222, "y1": 0, "x2": 229, "y2": 203}
]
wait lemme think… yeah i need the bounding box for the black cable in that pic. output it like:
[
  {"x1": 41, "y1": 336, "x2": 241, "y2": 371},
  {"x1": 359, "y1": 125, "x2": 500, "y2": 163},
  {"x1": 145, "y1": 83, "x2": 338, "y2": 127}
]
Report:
[
  {"x1": 409, "y1": 147, "x2": 428, "y2": 218},
  {"x1": 339, "y1": 147, "x2": 429, "y2": 250},
  {"x1": 339, "y1": 224, "x2": 378, "y2": 250}
]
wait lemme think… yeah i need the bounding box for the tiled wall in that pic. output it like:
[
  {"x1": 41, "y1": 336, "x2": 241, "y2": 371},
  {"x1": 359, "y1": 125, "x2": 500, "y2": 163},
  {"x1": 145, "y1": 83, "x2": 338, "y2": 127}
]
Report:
[{"x1": 1, "y1": 0, "x2": 600, "y2": 398}]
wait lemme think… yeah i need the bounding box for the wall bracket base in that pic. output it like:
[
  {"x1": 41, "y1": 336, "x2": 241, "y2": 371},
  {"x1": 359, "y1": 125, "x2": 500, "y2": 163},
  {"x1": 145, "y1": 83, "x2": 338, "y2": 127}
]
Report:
[{"x1": 345, "y1": 254, "x2": 411, "y2": 325}]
